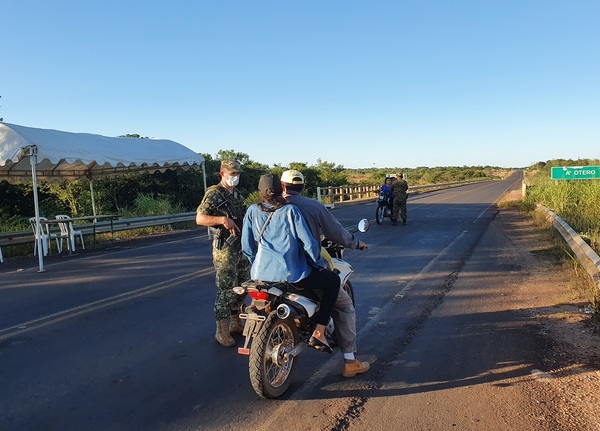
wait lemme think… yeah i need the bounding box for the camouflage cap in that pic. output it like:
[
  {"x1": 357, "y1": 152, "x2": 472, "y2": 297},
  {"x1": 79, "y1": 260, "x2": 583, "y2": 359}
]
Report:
[{"x1": 220, "y1": 159, "x2": 242, "y2": 173}]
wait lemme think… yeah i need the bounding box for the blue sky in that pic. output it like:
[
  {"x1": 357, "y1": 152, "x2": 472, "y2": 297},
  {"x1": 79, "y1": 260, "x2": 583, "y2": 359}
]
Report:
[{"x1": 2, "y1": 1, "x2": 598, "y2": 169}]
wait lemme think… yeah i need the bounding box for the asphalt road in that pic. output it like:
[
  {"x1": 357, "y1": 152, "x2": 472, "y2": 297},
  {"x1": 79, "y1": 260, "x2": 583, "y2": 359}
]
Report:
[{"x1": 1, "y1": 172, "x2": 536, "y2": 431}]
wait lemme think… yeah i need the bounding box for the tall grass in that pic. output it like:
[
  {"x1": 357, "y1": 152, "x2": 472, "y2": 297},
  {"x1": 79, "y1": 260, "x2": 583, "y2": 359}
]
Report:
[
  {"x1": 524, "y1": 171, "x2": 600, "y2": 314},
  {"x1": 524, "y1": 175, "x2": 600, "y2": 252},
  {"x1": 116, "y1": 193, "x2": 187, "y2": 240}
]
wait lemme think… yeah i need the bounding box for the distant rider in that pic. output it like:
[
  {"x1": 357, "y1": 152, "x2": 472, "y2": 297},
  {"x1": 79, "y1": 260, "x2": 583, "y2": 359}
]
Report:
[{"x1": 380, "y1": 177, "x2": 394, "y2": 210}]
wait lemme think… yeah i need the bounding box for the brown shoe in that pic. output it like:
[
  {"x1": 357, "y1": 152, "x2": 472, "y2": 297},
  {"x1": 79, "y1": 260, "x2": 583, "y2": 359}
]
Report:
[{"x1": 343, "y1": 357, "x2": 370, "y2": 378}]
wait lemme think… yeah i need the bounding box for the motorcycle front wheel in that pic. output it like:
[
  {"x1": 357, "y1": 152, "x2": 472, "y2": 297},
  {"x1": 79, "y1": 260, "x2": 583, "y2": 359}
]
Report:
[
  {"x1": 249, "y1": 311, "x2": 299, "y2": 399},
  {"x1": 375, "y1": 204, "x2": 385, "y2": 225}
]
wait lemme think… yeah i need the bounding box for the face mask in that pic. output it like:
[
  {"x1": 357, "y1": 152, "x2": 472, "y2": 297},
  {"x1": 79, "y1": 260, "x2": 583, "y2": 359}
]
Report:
[{"x1": 225, "y1": 174, "x2": 240, "y2": 187}]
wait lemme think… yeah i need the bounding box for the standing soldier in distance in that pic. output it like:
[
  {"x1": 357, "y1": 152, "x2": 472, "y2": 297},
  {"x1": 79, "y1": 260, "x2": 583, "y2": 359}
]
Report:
[
  {"x1": 196, "y1": 160, "x2": 250, "y2": 347},
  {"x1": 391, "y1": 172, "x2": 409, "y2": 226}
]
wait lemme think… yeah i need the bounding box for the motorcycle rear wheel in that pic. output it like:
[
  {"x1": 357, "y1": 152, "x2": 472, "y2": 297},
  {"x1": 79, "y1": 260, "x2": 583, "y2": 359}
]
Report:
[
  {"x1": 249, "y1": 312, "x2": 299, "y2": 399},
  {"x1": 375, "y1": 204, "x2": 385, "y2": 225}
]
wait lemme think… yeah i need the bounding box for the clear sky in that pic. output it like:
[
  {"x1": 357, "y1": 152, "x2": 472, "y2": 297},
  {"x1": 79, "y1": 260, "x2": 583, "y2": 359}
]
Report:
[{"x1": 2, "y1": 1, "x2": 598, "y2": 169}]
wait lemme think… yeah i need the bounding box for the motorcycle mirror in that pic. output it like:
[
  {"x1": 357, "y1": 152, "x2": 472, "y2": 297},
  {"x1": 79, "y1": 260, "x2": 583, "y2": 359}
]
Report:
[{"x1": 357, "y1": 218, "x2": 370, "y2": 233}]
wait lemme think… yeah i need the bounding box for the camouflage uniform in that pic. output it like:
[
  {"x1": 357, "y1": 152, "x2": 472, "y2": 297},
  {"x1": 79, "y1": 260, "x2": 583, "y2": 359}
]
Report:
[
  {"x1": 197, "y1": 183, "x2": 250, "y2": 320},
  {"x1": 391, "y1": 176, "x2": 409, "y2": 224}
]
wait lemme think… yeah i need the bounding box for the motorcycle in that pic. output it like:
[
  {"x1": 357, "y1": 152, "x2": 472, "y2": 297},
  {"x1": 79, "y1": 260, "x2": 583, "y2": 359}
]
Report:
[
  {"x1": 233, "y1": 219, "x2": 369, "y2": 399},
  {"x1": 375, "y1": 191, "x2": 393, "y2": 224}
]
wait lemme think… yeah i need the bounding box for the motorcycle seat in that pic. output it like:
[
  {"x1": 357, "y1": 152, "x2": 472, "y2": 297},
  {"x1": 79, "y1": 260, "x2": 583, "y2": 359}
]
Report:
[{"x1": 241, "y1": 279, "x2": 320, "y2": 300}]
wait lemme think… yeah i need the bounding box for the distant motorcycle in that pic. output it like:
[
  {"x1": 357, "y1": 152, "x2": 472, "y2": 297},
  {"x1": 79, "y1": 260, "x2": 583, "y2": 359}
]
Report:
[
  {"x1": 375, "y1": 191, "x2": 393, "y2": 225},
  {"x1": 234, "y1": 219, "x2": 369, "y2": 399}
]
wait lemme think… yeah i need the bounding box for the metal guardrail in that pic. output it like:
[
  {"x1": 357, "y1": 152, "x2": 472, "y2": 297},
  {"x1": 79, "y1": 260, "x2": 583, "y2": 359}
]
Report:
[
  {"x1": 537, "y1": 204, "x2": 600, "y2": 289},
  {"x1": 316, "y1": 179, "x2": 491, "y2": 206}
]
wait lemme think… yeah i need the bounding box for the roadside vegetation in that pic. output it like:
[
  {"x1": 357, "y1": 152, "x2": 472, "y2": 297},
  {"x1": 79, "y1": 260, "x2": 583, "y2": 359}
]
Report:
[
  {"x1": 520, "y1": 159, "x2": 600, "y2": 315},
  {"x1": 524, "y1": 159, "x2": 600, "y2": 253}
]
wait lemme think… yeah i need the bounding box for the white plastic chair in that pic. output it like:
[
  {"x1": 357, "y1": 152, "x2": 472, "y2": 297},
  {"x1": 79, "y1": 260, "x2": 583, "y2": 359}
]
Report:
[
  {"x1": 56, "y1": 215, "x2": 85, "y2": 252},
  {"x1": 29, "y1": 217, "x2": 62, "y2": 256}
]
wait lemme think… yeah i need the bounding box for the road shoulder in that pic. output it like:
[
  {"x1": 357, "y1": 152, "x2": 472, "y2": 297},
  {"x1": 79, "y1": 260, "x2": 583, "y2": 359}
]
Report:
[{"x1": 348, "y1": 206, "x2": 600, "y2": 430}]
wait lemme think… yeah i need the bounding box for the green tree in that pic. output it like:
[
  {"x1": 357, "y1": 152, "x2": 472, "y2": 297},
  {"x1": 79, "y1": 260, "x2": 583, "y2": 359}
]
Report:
[
  {"x1": 44, "y1": 181, "x2": 87, "y2": 215},
  {"x1": 217, "y1": 149, "x2": 251, "y2": 165},
  {"x1": 315, "y1": 159, "x2": 347, "y2": 187}
]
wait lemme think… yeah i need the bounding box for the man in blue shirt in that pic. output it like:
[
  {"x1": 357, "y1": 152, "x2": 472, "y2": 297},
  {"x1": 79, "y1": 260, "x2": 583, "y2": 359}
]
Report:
[
  {"x1": 281, "y1": 169, "x2": 370, "y2": 378},
  {"x1": 242, "y1": 173, "x2": 340, "y2": 353}
]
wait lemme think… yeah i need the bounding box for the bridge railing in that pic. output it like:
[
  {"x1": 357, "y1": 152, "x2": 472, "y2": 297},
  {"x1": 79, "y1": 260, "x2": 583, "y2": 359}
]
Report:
[{"x1": 316, "y1": 178, "x2": 491, "y2": 206}]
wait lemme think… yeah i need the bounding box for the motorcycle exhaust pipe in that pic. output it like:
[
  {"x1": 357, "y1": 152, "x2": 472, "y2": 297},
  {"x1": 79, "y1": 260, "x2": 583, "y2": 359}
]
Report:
[{"x1": 277, "y1": 303, "x2": 300, "y2": 319}]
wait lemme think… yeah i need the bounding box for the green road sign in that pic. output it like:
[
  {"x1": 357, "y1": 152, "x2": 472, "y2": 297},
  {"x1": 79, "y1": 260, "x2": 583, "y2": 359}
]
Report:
[{"x1": 551, "y1": 166, "x2": 600, "y2": 180}]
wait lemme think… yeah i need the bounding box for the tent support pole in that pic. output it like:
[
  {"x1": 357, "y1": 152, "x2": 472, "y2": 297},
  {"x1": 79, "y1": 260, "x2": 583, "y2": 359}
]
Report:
[
  {"x1": 201, "y1": 161, "x2": 211, "y2": 239},
  {"x1": 89, "y1": 178, "x2": 97, "y2": 218},
  {"x1": 28, "y1": 145, "x2": 45, "y2": 272}
]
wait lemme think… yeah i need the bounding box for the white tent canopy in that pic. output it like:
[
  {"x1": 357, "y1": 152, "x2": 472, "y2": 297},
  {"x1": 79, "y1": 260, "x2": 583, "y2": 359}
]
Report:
[
  {"x1": 0, "y1": 122, "x2": 206, "y2": 271},
  {"x1": 0, "y1": 122, "x2": 204, "y2": 182}
]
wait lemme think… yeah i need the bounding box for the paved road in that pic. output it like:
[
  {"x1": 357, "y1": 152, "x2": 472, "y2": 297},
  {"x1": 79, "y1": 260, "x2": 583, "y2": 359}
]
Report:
[{"x1": 1, "y1": 172, "x2": 533, "y2": 430}]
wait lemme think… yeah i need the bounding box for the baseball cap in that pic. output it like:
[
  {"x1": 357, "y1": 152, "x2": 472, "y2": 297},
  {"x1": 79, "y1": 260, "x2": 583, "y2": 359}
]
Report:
[
  {"x1": 258, "y1": 173, "x2": 282, "y2": 195},
  {"x1": 281, "y1": 169, "x2": 304, "y2": 184},
  {"x1": 220, "y1": 159, "x2": 242, "y2": 173}
]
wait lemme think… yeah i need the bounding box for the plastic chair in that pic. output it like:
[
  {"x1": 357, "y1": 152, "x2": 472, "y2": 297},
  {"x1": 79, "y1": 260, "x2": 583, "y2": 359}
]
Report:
[
  {"x1": 55, "y1": 215, "x2": 85, "y2": 252},
  {"x1": 29, "y1": 217, "x2": 62, "y2": 256}
]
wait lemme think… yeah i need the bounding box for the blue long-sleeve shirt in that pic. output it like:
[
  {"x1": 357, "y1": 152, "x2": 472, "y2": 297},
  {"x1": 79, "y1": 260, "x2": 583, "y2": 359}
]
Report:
[
  {"x1": 284, "y1": 190, "x2": 360, "y2": 249},
  {"x1": 241, "y1": 203, "x2": 326, "y2": 283}
]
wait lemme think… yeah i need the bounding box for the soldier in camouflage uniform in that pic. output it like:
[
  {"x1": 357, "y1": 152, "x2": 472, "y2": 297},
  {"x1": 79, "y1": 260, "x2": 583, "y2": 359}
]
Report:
[
  {"x1": 196, "y1": 160, "x2": 250, "y2": 347},
  {"x1": 391, "y1": 172, "x2": 409, "y2": 226}
]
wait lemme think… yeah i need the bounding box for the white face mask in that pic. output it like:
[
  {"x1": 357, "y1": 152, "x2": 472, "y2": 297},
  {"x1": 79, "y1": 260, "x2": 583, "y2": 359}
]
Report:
[{"x1": 225, "y1": 174, "x2": 240, "y2": 187}]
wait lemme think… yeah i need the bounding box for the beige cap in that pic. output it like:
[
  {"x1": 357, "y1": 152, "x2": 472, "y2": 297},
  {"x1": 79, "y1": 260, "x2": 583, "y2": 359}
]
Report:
[{"x1": 281, "y1": 169, "x2": 304, "y2": 184}]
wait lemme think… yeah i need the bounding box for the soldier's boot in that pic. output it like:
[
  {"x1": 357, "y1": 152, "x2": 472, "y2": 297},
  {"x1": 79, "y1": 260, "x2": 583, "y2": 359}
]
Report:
[
  {"x1": 229, "y1": 313, "x2": 245, "y2": 335},
  {"x1": 215, "y1": 319, "x2": 235, "y2": 347}
]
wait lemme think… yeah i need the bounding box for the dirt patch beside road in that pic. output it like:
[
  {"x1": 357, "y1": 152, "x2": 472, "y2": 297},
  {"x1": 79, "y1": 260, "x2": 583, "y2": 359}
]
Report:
[{"x1": 496, "y1": 189, "x2": 600, "y2": 429}]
